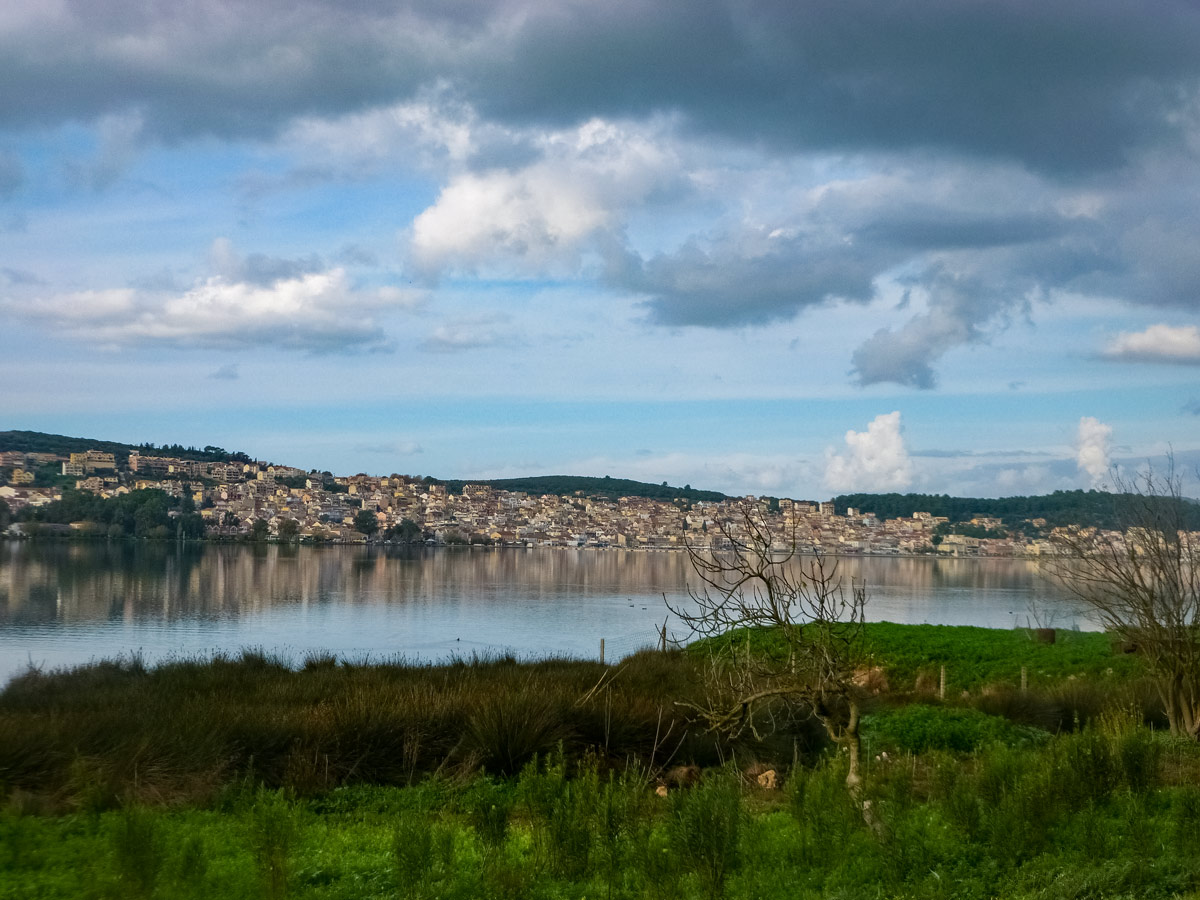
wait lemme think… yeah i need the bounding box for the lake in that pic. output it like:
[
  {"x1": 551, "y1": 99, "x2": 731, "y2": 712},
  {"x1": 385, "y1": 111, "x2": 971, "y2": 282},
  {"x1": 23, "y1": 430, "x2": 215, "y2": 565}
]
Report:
[{"x1": 0, "y1": 542, "x2": 1087, "y2": 683}]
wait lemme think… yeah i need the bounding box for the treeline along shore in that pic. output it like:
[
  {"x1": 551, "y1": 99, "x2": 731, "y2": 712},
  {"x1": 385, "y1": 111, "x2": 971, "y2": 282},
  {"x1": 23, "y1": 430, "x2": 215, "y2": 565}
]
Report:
[{"x1": 4, "y1": 623, "x2": 1200, "y2": 898}]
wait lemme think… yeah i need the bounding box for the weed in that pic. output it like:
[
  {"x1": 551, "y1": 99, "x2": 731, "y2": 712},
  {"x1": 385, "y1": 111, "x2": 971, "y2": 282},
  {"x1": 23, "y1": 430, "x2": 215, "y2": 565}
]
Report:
[
  {"x1": 466, "y1": 780, "x2": 513, "y2": 853},
  {"x1": 670, "y1": 770, "x2": 743, "y2": 899},
  {"x1": 248, "y1": 789, "x2": 295, "y2": 900},
  {"x1": 392, "y1": 809, "x2": 435, "y2": 899},
  {"x1": 110, "y1": 805, "x2": 162, "y2": 899}
]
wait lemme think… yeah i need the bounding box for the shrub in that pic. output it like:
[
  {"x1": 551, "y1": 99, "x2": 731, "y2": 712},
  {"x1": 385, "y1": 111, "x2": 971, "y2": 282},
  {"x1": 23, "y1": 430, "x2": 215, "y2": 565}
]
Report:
[
  {"x1": 248, "y1": 790, "x2": 296, "y2": 900},
  {"x1": 465, "y1": 693, "x2": 568, "y2": 776},
  {"x1": 466, "y1": 780, "x2": 513, "y2": 852},
  {"x1": 392, "y1": 810, "x2": 435, "y2": 899},
  {"x1": 863, "y1": 704, "x2": 1047, "y2": 755},
  {"x1": 670, "y1": 771, "x2": 743, "y2": 899},
  {"x1": 111, "y1": 805, "x2": 163, "y2": 899}
]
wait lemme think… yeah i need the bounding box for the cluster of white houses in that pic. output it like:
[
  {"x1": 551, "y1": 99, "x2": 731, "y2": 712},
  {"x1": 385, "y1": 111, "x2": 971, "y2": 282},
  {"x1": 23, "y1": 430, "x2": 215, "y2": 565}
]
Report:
[{"x1": 0, "y1": 448, "x2": 1082, "y2": 555}]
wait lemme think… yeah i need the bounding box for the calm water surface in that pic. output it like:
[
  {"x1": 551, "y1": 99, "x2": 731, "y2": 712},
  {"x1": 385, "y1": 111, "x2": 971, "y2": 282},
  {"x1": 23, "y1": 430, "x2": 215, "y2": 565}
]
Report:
[{"x1": 0, "y1": 542, "x2": 1087, "y2": 682}]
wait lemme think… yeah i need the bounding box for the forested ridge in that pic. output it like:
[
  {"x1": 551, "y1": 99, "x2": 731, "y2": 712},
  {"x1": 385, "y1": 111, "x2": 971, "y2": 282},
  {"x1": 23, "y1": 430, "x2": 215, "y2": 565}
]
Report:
[
  {"x1": 0, "y1": 430, "x2": 251, "y2": 465},
  {"x1": 834, "y1": 489, "x2": 1200, "y2": 530}
]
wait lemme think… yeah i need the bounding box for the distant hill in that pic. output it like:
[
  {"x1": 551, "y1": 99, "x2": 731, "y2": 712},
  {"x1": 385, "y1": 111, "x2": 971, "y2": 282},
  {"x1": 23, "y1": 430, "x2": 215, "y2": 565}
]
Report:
[
  {"x1": 437, "y1": 475, "x2": 726, "y2": 503},
  {"x1": 0, "y1": 430, "x2": 251, "y2": 466},
  {"x1": 833, "y1": 490, "x2": 1200, "y2": 531},
  {"x1": 1, "y1": 431, "x2": 724, "y2": 502}
]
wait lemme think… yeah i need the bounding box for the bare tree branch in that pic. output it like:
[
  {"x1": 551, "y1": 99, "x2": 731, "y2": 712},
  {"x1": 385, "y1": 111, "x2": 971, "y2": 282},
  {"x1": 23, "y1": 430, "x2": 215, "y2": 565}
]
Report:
[
  {"x1": 666, "y1": 511, "x2": 871, "y2": 799},
  {"x1": 1047, "y1": 457, "x2": 1200, "y2": 738}
]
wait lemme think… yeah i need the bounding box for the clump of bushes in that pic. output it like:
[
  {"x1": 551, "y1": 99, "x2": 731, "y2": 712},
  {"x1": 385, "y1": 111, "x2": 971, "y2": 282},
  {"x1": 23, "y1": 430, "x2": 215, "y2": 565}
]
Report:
[{"x1": 863, "y1": 703, "x2": 1049, "y2": 754}]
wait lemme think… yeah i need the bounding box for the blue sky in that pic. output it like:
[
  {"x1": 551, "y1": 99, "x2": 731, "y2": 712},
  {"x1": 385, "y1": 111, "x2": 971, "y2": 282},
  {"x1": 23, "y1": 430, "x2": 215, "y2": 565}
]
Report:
[{"x1": 2, "y1": 0, "x2": 1199, "y2": 498}]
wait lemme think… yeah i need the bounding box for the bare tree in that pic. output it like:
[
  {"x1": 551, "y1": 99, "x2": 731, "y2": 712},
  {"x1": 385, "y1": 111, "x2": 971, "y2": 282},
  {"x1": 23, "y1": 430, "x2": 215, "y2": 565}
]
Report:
[
  {"x1": 667, "y1": 512, "x2": 870, "y2": 798},
  {"x1": 1049, "y1": 460, "x2": 1200, "y2": 738}
]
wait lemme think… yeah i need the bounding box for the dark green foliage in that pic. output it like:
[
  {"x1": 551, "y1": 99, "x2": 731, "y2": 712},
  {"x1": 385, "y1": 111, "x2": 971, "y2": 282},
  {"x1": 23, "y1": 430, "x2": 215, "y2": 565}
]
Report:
[
  {"x1": 18, "y1": 487, "x2": 179, "y2": 537},
  {"x1": 250, "y1": 517, "x2": 269, "y2": 541},
  {"x1": 353, "y1": 509, "x2": 378, "y2": 537},
  {"x1": 276, "y1": 517, "x2": 300, "y2": 541},
  {"x1": 386, "y1": 518, "x2": 424, "y2": 542}
]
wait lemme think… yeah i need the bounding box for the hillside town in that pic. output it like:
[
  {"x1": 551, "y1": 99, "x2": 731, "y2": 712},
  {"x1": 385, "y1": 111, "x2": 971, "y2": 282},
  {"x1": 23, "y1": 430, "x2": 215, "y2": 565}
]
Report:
[{"x1": 0, "y1": 447, "x2": 1092, "y2": 557}]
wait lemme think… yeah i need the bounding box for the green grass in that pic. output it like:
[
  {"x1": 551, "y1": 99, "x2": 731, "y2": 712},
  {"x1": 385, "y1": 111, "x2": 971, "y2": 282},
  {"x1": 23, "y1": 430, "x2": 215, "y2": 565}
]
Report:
[
  {"x1": 4, "y1": 737, "x2": 1200, "y2": 899},
  {"x1": 860, "y1": 622, "x2": 1147, "y2": 692}
]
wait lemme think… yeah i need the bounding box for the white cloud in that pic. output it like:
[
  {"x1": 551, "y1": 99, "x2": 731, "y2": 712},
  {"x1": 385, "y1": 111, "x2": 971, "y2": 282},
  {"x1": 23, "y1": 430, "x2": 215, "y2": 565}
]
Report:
[
  {"x1": 6, "y1": 263, "x2": 425, "y2": 353},
  {"x1": 284, "y1": 95, "x2": 500, "y2": 173},
  {"x1": 824, "y1": 412, "x2": 914, "y2": 492},
  {"x1": 1076, "y1": 416, "x2": 1112, "y2": 487},
  {"x1": 419, "y1": 313, "x2": 515, "y2": 353},
  {"x1": 1103, "y1": 324, "x2": 1200, "y2": 364},
  {"x1": 408, "y1": 118, "x2": 680, "y2": 275}
]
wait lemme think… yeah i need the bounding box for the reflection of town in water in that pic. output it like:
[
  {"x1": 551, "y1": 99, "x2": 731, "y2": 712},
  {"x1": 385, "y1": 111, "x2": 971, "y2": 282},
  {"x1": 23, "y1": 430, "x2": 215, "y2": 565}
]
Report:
[{"x1": 0, "y1": 543, "x2": 1084, "y2": 680}]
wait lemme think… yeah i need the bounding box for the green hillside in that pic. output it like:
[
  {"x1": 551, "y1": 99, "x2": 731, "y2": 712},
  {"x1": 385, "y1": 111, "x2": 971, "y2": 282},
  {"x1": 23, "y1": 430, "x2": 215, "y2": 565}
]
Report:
[
  {"x1": 0, "y1": 430, "x2": 251, "y2": 466},
  {"x1": 438, "y1": 475, "x2": 726, "y2": 502}
]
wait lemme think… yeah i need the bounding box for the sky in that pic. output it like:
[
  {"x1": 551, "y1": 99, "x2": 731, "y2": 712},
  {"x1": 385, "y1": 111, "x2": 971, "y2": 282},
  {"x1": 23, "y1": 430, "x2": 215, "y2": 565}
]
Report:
[{"x1": 2, "y1": 0, "x2": 1199, "y2": 499}]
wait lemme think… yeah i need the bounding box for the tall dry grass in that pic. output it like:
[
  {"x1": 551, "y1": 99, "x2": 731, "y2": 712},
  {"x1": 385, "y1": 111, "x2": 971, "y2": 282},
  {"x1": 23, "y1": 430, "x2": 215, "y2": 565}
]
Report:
[{"x1": 0, "y1": 648, "x2": 823, "y2": 807}]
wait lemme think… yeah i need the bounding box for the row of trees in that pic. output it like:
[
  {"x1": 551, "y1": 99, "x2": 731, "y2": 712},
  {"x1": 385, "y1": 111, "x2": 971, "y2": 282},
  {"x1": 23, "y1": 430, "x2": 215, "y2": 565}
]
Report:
[{"x1": 15, "y1": 487, "x2": 205, "y2": 539}]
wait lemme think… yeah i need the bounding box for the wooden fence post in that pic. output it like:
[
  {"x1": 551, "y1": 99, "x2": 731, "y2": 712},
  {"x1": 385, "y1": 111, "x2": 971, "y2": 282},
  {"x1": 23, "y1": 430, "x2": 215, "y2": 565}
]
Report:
[
  {"x1": 939, "y1": 665, "x2": 947, "y2": 701},
  {"x1": 600, "y1": 638, "x2": 605, "y2": 665}
]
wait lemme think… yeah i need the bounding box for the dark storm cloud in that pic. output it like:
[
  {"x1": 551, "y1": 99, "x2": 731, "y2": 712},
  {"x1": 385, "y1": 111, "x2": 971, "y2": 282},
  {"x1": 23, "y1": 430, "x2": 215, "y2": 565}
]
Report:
[
  {"x1": 3, "y1": 1, "x2": 1199, "y2": 174},
  {"x1": 617, "y1": 229, "x2": 892, "y2": 328},
  {"x1": 850, "y1": 267, "x2": 1031, "y2": 389},
  {"x1": 855, "y1": 210, "x2": 1065, "y2": 251},
  {"x1": 462, "y1": 0, "x2": 1200, "y2": 174}
]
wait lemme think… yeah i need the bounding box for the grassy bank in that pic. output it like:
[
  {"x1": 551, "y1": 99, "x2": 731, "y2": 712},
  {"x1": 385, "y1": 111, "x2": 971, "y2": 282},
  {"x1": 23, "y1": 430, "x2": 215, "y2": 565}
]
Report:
[
  {"x1": 1, "y1": 623, "x2": 1192, "y2": 898},
  {"x1": 0, "y1": 624, "x2": 1159, "y2": 806}
]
